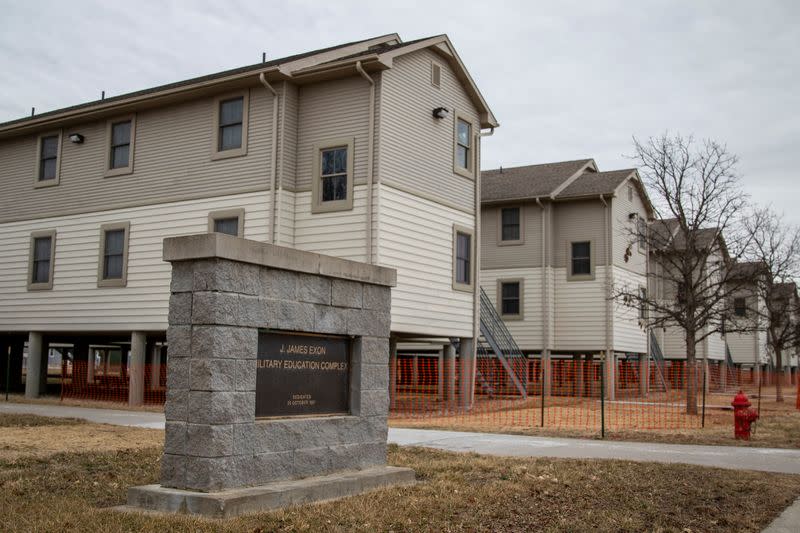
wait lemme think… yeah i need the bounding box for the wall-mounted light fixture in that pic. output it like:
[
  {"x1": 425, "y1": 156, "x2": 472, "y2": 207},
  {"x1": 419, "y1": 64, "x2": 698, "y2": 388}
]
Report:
[
  {"x1": 68, "y1": 133, "x2": 85, "y2": 144},
  {"x1": 432, "y1": 107, "x2": 449, "y2": 119},
  {"x1": 628, "y1": 212, "x2": 638, "y2": 220}
]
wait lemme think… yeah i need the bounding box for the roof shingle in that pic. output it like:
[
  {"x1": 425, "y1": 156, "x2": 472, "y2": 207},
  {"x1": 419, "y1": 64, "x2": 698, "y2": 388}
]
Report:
[
  {"x1": 556, "y1": 169, "x2": 636, "y2": 199},
  {"x1": 481, "y1": 159, "x2": 594, "y2": 202}
]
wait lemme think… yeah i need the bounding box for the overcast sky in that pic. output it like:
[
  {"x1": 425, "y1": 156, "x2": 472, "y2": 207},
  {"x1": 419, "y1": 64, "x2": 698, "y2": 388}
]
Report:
[{"x1": 2, "y1": 1, "x2": 798, "y2": 221}]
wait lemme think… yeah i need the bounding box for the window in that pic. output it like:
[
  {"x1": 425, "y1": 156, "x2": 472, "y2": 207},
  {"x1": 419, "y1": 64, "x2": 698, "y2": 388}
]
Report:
[
  {"x1": 498, "y1": 280, "x2": 523, "y2": 320},
  {"x1": 35, "y1": 132, "x2": 61, "y2": 187},
  {"x1": 637, "y1": 216, "x2": 647, "y2": 252},
  {"x1": 27, "y1": 230, "x2": 56, "y2": 290},
  {"x1": 628, "y1": 185, "x2": 634, "y2": 202},
  {"x1": 639, "y1": 287, "x2": 648, "y2": 320},
  {"x1": 431, "y1": 62, "x2": 441, "y2": 88},
  {"x1": 212, "y1": 92, "x2": 249, "y2": 159},
  {"x1": 453, "y1": 112, "x2": 474, "y2": 178},
  {"x1": 734, "y1": 297, "x2": 747, "y2": 317},
  {"x1": 499, "y1": 207, "x2": 522, "y2": 244},
  {"x1": 311, "y1": 138, "x2": 355, "y2": 213},
  {"x1": 97, "y1": 222, "x2": 130, "y2": 287},
  {"x1": 569, "y1": 241, "x2": 593, "y2": 280},
  {"x1": 105, "y1": 115, "x2": 136, "y2": 176},
  {"x1": 452, "y1": 225, "x2": 474, "y2": 291},
  {"x1": 208, "y1": 208, "x2": 245, "y2": 237}
]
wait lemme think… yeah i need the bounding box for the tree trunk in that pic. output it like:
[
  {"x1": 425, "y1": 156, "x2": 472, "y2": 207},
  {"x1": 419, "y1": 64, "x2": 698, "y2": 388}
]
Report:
[
  {"x1": 685, "y1": 330, "x2": 698, "y2": 415},
  {"x1": 775, "y1": 348, "x2": 784, "y2": 403}
]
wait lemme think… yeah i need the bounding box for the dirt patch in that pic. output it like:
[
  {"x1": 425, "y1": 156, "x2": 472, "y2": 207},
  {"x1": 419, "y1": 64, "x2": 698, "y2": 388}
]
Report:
[{"x1": 0, "y1": 415, "x2": 162, "y2": 460}]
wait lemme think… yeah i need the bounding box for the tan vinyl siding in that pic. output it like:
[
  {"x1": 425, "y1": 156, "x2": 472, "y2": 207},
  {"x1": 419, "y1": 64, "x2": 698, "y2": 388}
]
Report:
[
  {"x1": 277, "y1": 189, "x2": 295, "y2": 247},
  {"x1": 481, "y1": 267, "x2": 543, "y2": 351},
  {"x1": 611, "y1": 179, "x2": 648, "y2": 272},
  {"x1": 727, "y1": 332, "x2": 760, "y2": 365},
  {"x1": 481, "y1": 203, "x2": 543, "y2": 269},
  {"x1": 612, "y1": 266, "x2": 648, "y2": 353},
  {"x1": 379, "y1": 48, "x2": 476, "y2": 212},
  {"x1": 279, "y1": 82, "x2": 299, "y2": 190},
  {"x1": 0, "y1": 191, "x2": 269, "y2": 332},
  {"x1": 0, "y1": 88, "x2": 275, "y2": 223},
  {"x1": 295, "y1": 76, "x2": 369, "y2": 190},
  {"x1": 553, "y1": 266, "x2": 606, "y2": 351},
  {"x1": 552, "y1": 200, "x2": 607, "y2": 268},
  {"x1": 379, "y1": 184, "x2": 474, "y2": 338},
  {"x1": 293, "y1": 186, "x2": 368, "y2": 262}
]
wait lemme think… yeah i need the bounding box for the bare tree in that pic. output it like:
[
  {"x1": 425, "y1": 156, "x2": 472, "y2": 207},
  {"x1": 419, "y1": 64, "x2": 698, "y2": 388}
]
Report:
[
  {"x1": 741, "y1": 207, "x2": 800, "y2": 402},
  {"x1": 616, "y1": 133, "x2": 751, "y2": 415}
]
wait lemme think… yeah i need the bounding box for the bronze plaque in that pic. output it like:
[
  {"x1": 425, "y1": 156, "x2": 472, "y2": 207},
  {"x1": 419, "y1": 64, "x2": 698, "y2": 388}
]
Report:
[{"x1": 255, "y1": 331, "x2": 350, "y2": 418}]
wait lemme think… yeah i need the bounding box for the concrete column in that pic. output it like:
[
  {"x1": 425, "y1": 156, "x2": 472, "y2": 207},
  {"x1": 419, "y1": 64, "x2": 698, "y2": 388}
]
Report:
[
  {"x1": 573, "y1": 354, "x2": 583, "y2": 398},
  {"x1": 411, "y1": 355, "x2": 419, "y2": 388},
  {"x1": 436, "y1": 349, "x2": 444, "y2": 401},
  {"x1": 459, "y1": 337, "x2": 475, "y2": 410},
  {"x1": 639, "y1": 353, "x2": 650, "y2": 398},
  {"x1": 605, "y1": 350, "x2": 616, "y2": 400},
  {"x1": 129, "y1": 332, "x2": 146, "y2": 406},
  {"x1": 25, "y1": 332, "x2": 44, "y2": 398},
  {"x1": 444, "y1": 343, "x2": 456, "y2": 406},
  {"x1": 87, "y1": 349, "x2": 96, "y2": 384},
  {"x1": 388, "y1": 338, "x2": 398, "y2": 410},
  {"x1": 150, "y1": 345, "x2": 162, "y2": 391},
  {"x1": 541, "y1": 349, "x2": 552, "y2": 397}
]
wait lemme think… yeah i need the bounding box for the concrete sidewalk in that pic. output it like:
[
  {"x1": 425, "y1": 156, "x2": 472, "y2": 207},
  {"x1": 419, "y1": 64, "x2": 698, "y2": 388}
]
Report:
[{"x1": 3, "y1": 402, "x2": 800, "y2": 475}]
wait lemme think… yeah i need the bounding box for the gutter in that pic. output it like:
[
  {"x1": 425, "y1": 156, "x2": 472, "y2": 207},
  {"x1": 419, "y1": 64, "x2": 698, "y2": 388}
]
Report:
[
  {"x1": 259, "y1": 73, "x2": 279, "y2": 244},
  {"x1": 599, "y1": 194, "x2": 612, "y2": 358},
  {"x1": 536, "y1": 197, "x2": 548, "y2": 354},
  {"x1": 355, "y1": 61, "x2": 376, "y2": 264}
]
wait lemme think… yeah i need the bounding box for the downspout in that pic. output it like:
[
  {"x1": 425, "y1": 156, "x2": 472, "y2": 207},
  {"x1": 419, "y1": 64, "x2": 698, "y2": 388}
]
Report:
[
  {"x1": 356, "y1": 61, "x2": 376, "y2": 264},
  {"x1": 536, "y1": 197, "x2": 548, "y2": 354},
  {"x1": 600, "y1": 194, "x2": 613, "y2": 394},
  {"x1": 259, "y1": 73, "x2": 279, "y2": 244}
]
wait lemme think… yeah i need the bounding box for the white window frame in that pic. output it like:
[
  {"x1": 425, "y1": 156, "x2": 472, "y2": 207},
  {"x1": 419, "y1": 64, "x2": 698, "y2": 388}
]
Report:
[
  {"x1": 212, "y1": 91, "x2": 250, "y2": 160},
  {"x1": 97, "y1": 221, "x2": 131, "y2": 288},
  {"x1": 453, "y1": 111, "x2": 475, "y2": 179},
  {"x1": 208, "y1": 208, "x2": 245, "y2": 237},
  {"x1": 27, "y1": 229, "x2": 57, "y2": 291},
  {"x1": 452, "y1": 224, "x2": 475, "y2": 292},
  {"x1": 567, "y1": 240, "x2": 595, "y2": 281},
  {"x1": 105, "y1": 114, "x2": 137, "y2": 177},
  {"x1": 497, "y1": 278, "x2": 524, "y2": 320},
  {"x1": 311, "y1": 137, "x2": 355, "y2": 214},
  {"x1": 498, "y1": 205, "x2": 524, "y2": 245},
  {"x1": 34, "y1": 130, "x2": 63, "y2": 188}
]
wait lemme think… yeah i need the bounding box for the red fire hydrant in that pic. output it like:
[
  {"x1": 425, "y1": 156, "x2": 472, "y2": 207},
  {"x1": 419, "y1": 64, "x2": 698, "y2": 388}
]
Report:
[{"x1": 732, "y1": 390, "x2": 759, "y2": 440}]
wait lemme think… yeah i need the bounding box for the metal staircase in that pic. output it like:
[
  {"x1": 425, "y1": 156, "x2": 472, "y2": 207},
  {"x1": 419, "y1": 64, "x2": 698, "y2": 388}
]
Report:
[
  {"x1": 477, "y1": 287, "x2": 528, "y2": 398},
  {"x1": 648, "y1": 330, "x2": 669, "y2": 391}
]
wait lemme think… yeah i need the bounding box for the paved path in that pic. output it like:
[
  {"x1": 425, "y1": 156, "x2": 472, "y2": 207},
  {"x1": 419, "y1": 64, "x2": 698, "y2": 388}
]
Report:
[
  {"x1": 3, "y1": 402, "x2": 800, "y2": 475},
  {"x1": 763, "y1": 496, "x2": 800, "y2": 533}
]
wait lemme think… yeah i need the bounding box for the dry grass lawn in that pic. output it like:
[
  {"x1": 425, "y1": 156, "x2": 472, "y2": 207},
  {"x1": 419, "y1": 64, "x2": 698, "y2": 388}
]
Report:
[{"x1": 1, "y1": 414, "x2": 800, "y2": 532}]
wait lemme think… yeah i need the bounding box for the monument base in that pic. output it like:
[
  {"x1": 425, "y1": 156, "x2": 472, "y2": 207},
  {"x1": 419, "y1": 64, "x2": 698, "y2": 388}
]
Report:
[{"x1": 119, "y1": 466, "x2": 415, "y2": 518}]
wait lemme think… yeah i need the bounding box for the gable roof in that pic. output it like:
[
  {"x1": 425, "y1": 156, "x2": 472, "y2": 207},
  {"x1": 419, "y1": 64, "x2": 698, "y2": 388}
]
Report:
[
  {"x1": 0, "y1": 33, "x2": 498, "y2": 138},
  {"x1": 556, "y1": 169, "x2": 637, "y2": 200},
  {"x1": 481, "y1": 159, "x2": 596, "y2": 202}
]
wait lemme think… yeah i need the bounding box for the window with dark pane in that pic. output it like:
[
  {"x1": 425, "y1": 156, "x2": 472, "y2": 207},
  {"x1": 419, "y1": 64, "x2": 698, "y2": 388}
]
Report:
[
  {"x1": 501, "y1": 207, "x2": 520, "y2": 241},
  {"x1": 456, "y1": 119, "x2": 471, "y2": 170},
  {"x1": 110, "y1": 120, "x2": 132, "y2": 169},
  {"x1": 218, "y1": 97, "x2": 244, "y2": 151},
  {"x1": 320, "y1": 147, "x2": 348, "y2": 202},
  {"x1": 734, "y1": 297, "x2": 747, "y2": 317},
  {"x1": 103, "y1": 229, "x2": 125, "y2": 280},
  {"x1": 637, "y1": 217, "x2": 647, "y2": 249},
  {"x1": 501, "y1": 281, "x2": 521, "y2": 315},
  {"x1": 571, "y1": 241, "x2": 591, "y2": 276},
  {"x1": 32, "y1": 236, "x2": 52, "y2": 284},
  {"x1": 39, "y1": 135, "x2": 59, "y2": 181},
  {"x1": 213, "y1": 217, "x2": 239, "y2": 236},
  {"x1": 456, "y1": 232, "x2": 471, "y2": 284}
]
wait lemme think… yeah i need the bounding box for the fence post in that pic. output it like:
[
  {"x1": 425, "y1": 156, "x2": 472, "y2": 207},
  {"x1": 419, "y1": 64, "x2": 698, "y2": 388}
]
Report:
[
  {"x1": 4, "y1": 345, "x2": 9, "y2": 401},
  {"x1": 701, "y1": 361, "x2": 707, "y2": 428},
  {"x1": 540, "y1": 356, "x2": 545, "y2": 427},
  {"x1": 601, "y1": 353, "x2": 606, "y2": 439}
]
